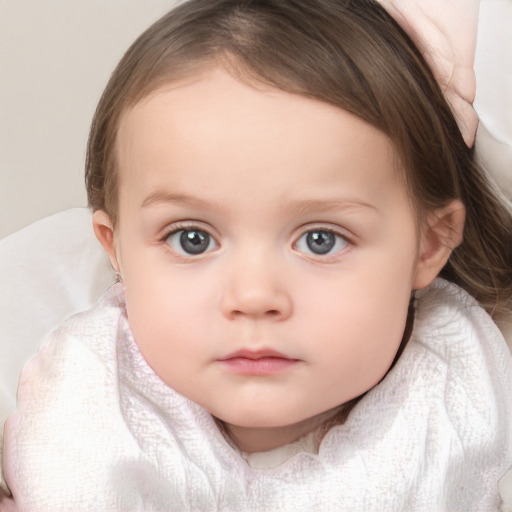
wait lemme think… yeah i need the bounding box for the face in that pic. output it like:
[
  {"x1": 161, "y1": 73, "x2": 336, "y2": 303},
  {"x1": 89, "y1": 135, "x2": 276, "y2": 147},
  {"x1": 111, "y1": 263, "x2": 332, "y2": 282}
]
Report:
[{"x1": 98, "y1": 68, "x2": 437, "y2": 452}]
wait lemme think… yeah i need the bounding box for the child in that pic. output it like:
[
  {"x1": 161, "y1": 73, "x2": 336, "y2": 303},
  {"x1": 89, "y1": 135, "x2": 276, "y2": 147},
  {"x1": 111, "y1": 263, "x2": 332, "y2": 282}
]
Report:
[{"x1": 2, "y1": 0, "x2": 512, "y2": 510}]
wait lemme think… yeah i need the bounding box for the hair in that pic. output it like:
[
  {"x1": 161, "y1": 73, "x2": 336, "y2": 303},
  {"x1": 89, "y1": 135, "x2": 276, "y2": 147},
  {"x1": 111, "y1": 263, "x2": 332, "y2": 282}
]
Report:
[{"x1": 86, "y1": 0, "x2": 512, "y2": 322}]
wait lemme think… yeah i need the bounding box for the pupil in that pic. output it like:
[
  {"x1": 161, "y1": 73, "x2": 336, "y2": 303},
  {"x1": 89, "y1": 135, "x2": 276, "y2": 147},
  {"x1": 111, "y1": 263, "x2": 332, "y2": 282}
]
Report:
[
  {"x1": 180, "y1": 230, "x2": 209, "y2": 254},
  {"x1": 306, "y1": 231, "x2": 335, "y2": 254}
]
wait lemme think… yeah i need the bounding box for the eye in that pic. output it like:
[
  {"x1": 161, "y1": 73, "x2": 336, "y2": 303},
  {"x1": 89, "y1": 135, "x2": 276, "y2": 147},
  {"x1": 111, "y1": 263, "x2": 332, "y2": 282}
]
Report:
[
  {"x1": 165, "y1": 228, "x2": 218, "y2": 256},
  {"x1": 295, "y1": 229, "x2": 349, "y2": 256}
]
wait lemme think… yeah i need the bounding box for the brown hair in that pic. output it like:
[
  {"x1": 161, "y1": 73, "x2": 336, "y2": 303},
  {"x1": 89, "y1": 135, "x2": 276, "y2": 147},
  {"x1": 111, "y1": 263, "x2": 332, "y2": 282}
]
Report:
[{"x1": 86, "y1": 0, "x2": 512, "y2": 322}]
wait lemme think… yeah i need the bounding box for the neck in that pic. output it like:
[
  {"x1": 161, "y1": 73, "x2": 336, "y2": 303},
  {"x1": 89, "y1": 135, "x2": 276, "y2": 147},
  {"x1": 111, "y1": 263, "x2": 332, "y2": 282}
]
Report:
[{"x1": 221, "y1": 407, "x2": 341, "y2": 453}]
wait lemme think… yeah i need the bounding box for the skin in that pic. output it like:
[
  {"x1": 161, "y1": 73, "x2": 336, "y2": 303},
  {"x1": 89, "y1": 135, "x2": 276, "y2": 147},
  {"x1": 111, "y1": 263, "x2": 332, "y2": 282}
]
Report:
[{"x1": 94, "y1": 68, "x2": 464, "y2": 453}]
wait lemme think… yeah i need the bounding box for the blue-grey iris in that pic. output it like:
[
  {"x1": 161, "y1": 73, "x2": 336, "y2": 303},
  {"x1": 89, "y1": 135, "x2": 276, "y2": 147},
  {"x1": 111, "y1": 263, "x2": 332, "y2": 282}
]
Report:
[
  {"x1": 306, "y1": 231, "x2": 335, "y2": 254},
  {"x1": 180, "y1": 230, "x2": 210, "y2": 254}
]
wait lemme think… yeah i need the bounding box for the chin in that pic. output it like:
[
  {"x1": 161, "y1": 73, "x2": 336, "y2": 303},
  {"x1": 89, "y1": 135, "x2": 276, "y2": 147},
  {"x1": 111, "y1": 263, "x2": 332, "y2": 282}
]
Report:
[
  {"x1": 212, "y1": 408, "x2": 299, "y2": 429},
  {"x1": 218, "y1": 415, "x2": 288, "y2": 430}
]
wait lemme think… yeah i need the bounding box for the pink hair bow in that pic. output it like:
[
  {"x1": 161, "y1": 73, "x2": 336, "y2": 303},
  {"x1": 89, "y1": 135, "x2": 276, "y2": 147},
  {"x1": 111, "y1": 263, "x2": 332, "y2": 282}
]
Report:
[{"x1": 377, "y1": 0, "x2": 481, "y2": 147}]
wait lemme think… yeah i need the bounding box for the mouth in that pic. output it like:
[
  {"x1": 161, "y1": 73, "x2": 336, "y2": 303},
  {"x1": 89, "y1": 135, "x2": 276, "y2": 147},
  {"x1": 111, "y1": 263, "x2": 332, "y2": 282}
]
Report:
[{"x1": 218, "y1": 349, "x2": 300, "y2": 376}]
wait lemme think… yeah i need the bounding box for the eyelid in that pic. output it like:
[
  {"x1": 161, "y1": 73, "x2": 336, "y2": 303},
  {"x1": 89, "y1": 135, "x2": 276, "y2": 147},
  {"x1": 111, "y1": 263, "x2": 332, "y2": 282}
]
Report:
[
  {"x1": 293, "y1": 222, "x2": 354, "y2": 241},
  {"x1": 159, "y1": 220, "x2": 218, "y2": 239}
]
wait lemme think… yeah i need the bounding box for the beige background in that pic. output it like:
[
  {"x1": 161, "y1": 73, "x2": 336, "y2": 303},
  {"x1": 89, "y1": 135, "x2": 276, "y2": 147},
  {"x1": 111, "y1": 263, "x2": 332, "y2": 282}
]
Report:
[
  {"x1": 0, "y1": 1, "x2": 178, "y2": 240},
  {"x1": 0, "y1": 0, "x2": 511, "y2": 240}
]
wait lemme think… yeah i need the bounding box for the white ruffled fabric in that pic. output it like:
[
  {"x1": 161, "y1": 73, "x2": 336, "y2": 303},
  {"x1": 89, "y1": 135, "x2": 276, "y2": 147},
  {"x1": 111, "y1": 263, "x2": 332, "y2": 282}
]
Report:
[{"x1": 2, "y1": 279, "x2": 511, "y2": 511}]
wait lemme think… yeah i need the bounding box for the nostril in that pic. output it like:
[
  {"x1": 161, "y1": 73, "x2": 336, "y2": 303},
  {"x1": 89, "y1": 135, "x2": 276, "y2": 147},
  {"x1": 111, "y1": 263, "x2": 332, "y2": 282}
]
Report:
[{"x1": 233, "y1": 309, "x2": 280, "y2": 317}]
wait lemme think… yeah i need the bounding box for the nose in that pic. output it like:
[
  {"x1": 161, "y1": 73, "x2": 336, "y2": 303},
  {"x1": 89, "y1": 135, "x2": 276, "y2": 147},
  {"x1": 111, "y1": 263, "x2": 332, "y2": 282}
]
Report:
[{"x1": 219, "y1": 253, "x2": 293, "y2": 321}]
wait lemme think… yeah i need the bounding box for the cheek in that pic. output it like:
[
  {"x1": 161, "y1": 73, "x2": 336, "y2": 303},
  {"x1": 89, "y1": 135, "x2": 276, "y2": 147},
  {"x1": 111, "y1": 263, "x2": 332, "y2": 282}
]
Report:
[
  {"x1": 122, "y1": 267, "x2": 217, "y2": 373},
  {"x1": 300, "y1": 259, "x2": 414, "y2": 393},
  {"x1": 312, "y1": 285, "x2": 409, "y2": 357}
]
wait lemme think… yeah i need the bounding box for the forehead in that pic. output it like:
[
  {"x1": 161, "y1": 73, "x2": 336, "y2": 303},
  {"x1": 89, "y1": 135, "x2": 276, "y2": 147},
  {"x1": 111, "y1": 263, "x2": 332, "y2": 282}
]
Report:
[{"x1": 115, "y1": 68, "x2": 406, "y2": 211}]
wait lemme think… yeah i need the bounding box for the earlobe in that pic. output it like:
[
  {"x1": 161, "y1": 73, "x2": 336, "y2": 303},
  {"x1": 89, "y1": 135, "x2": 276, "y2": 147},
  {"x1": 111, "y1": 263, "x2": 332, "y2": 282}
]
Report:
[
  {"x1": 92, "y1": 210, "x2": 121, "y2": 273},
  {"x1": 413, "y1": 200, "x2": 466, "y2": 290}
]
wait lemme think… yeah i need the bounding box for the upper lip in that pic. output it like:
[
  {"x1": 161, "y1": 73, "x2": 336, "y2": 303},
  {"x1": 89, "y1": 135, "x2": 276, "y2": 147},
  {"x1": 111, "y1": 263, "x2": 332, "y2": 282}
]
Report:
[{"x1": 219, "y1": 349, "x2": 295, "y2": 361}]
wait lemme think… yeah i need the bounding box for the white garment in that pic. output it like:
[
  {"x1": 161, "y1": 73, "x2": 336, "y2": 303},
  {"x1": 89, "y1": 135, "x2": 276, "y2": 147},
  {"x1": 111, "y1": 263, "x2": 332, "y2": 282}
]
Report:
[{"x1": 2, "y1": 279, "x2": 511, "y2": 511}]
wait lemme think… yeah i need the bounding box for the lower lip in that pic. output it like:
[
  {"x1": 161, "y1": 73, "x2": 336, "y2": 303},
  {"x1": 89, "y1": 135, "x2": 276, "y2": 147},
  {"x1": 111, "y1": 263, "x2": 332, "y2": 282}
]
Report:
[{"x1": 219, "y1": 357, "x2": 298, "y2": 376}]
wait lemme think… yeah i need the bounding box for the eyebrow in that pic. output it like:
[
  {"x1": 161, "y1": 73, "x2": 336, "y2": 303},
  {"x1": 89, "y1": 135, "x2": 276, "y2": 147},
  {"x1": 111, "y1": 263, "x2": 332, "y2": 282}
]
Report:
[
  {"x1": 141, "y1": 190, "x2": 378, "y2": 216},
  {"x1": 282, "y1": 198, "x2": 378, "y2": 216},
  {"x1": 141, "y1": 191, "x2": 222, "y2": 211}
]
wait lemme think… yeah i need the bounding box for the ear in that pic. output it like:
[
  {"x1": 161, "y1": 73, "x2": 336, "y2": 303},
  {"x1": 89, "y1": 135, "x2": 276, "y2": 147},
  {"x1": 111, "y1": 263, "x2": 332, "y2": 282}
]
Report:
[
  {"x1": 413, "y1": 200, "x2": 465, "y2": 290},
  {"x1": 92, "y1": 210, "x2": 121, "y2": 273}
]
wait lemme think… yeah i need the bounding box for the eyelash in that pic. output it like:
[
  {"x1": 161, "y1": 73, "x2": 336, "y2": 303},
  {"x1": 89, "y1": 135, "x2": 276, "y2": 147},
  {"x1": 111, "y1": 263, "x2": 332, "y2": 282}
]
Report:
[{"x1": 158, "y1": 222, "x2": 353, "y2": 260}]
